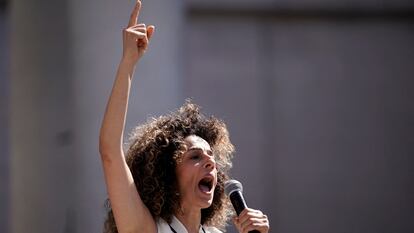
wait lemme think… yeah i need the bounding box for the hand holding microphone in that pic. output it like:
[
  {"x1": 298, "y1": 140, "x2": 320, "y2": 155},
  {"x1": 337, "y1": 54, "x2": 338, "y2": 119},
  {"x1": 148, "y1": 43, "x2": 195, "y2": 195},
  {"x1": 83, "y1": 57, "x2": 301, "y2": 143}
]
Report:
[{"x1": 225, "y1": 180, "x2": 270, "y2": 233}]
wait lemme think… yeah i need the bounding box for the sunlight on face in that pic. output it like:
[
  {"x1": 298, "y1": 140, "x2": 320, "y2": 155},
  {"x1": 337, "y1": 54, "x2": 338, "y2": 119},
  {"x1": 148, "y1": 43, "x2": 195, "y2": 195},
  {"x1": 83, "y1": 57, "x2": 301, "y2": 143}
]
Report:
[{"x1": 175, "y1": 135, "x2": 218, "y2": 211}]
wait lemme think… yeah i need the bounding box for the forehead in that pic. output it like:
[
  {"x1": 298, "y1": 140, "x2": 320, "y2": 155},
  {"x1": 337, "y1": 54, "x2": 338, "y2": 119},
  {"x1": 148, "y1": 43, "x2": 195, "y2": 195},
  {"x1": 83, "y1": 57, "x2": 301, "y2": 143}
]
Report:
[{"x1": 184, "y1": 135, "x2": 211, "y2": 150}]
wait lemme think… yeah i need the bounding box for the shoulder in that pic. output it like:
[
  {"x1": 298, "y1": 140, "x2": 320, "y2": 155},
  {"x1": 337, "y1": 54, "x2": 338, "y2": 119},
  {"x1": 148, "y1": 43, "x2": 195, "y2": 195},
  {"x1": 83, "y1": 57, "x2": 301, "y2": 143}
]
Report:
[{"x1": 203, "y1": 226, "x2": 224, "y2": 233}]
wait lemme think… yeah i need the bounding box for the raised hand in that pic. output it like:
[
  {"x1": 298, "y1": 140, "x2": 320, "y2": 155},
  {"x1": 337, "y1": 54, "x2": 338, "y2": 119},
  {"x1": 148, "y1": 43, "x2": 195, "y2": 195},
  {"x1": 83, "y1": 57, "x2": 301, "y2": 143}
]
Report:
[
  {"x1": 122, "y1": 0, "x2": 155, "y2": 64},
  {"x1": 99, "y1": 2, "x2": 158, "y2": 233},
  {"x1": 233, "y1": 208, "x2": 270, "y2": 233}
]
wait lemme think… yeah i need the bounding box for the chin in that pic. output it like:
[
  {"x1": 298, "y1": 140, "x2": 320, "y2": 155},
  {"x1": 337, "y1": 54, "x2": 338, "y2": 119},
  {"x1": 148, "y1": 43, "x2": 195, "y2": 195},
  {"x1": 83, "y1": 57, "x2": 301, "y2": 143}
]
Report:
[
  {"x1": 200, "y1": 192, "x2": 215, "y2": 208},
  {"x1": 199, "y1": 200, "x2": 213, "y2": 209}
]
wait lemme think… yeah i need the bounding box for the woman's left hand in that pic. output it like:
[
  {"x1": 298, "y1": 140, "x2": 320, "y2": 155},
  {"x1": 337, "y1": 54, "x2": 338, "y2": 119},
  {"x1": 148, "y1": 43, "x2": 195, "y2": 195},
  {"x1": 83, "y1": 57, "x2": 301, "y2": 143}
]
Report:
[{"x1": 233, "y1": 208, "x2": 270, "y2": 233}]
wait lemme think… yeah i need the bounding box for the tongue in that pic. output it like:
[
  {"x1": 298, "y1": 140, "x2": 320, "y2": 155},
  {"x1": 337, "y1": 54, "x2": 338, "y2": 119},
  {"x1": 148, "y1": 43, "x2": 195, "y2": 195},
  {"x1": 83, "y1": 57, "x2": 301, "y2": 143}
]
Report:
[{"x1": 199, "y1": 184, "x2": 209, "y2": 193}]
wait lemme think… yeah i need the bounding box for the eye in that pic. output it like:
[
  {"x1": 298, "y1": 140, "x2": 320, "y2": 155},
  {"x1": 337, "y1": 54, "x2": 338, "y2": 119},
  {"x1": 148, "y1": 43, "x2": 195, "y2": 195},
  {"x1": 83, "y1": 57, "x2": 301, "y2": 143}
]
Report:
[{"x1": 190, "y1": 154, "x2": 201, "y2": 160}]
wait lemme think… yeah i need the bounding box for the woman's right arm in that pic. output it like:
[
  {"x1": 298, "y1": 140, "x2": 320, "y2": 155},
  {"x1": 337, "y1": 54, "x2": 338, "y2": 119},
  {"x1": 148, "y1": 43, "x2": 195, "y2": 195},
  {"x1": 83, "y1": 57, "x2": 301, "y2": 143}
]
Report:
[{"x1": 99, "y1": 1, "x2": 156, "y2": 232}]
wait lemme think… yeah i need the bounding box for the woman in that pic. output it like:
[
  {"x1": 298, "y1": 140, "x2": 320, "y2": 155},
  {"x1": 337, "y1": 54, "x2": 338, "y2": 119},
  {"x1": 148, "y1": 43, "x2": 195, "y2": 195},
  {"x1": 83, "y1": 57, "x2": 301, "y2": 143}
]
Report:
[{"x1": 99, "y1": 1, "x2": 270, "y2": 233}]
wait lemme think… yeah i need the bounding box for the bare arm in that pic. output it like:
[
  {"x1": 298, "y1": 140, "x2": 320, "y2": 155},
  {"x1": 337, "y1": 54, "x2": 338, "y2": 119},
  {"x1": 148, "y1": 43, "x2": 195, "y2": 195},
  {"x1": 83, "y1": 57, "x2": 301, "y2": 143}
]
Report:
[{"x1": 99, "y1": 1, "x2": 156, "y2": 232}]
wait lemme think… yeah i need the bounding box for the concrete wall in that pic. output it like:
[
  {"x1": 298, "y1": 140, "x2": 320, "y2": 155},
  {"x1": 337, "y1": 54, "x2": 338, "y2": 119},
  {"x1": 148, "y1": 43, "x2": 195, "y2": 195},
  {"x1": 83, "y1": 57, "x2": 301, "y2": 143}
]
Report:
[
  {"x1": 9, "y1": 0, "x2": 75, "y2": 232},
  {"x1": 2, "y1": 0, "x2": 414, "y2": 232},
  {"x1": 185, "y1": 6, "x2": 414, "y2": 233},
  {"x1": 0, "y1": 4, "x2": 10, "y2": 233},
  {"x1": 8, "y1": 0, "x2": 184, "y2": 232}
]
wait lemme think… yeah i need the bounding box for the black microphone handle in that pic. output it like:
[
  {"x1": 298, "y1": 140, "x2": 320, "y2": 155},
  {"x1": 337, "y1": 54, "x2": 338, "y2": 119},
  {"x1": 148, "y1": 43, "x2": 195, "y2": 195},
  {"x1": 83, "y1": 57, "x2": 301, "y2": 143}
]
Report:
[{"x1": 229, "y1": 191, "x2": 260, "y2": 233}]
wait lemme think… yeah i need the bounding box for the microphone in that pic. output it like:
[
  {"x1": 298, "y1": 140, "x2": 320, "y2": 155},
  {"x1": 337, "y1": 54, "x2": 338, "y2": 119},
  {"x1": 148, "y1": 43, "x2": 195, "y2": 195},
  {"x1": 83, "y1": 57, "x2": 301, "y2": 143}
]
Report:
[{"x1": 224, "y1": 179, "x2": 260, "y2": 233}]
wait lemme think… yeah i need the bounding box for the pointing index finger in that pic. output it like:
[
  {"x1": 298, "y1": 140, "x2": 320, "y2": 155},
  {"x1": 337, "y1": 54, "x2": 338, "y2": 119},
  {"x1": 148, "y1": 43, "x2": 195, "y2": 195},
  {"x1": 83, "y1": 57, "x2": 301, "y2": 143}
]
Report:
[{"x1": 128, "y1": 0, "x2": 141, "y2": 27}]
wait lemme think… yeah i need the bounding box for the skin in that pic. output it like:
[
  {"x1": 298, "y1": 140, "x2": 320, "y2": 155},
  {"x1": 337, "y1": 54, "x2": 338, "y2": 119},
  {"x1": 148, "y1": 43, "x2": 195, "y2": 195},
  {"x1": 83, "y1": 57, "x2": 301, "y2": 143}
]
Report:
[
  {"x1": 175, "y1": 135, "x2": 217, "y2": 233},
  {"x1": 99, "y1": 1, "x2": 270, "y2": 232},
  {"x1": 233, "y1": 208, "x2": 270, "y2": 233},
  {"x1": 99, "y1": 1, "x2": 155, "y2": 232}
]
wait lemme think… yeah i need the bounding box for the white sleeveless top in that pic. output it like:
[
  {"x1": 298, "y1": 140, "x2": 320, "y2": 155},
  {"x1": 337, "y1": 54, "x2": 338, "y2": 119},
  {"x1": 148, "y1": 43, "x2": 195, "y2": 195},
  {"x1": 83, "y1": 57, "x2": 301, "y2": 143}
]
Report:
[{"x1": 156, "y1": 216, "x2": 223, "y2": 233}]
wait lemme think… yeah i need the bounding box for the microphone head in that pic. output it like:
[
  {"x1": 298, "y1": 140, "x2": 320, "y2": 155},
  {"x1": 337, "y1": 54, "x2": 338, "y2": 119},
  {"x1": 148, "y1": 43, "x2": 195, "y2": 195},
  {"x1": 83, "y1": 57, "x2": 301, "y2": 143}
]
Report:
[{"x1": 224, "y1": 179, "x2": 243, "y2": 196}]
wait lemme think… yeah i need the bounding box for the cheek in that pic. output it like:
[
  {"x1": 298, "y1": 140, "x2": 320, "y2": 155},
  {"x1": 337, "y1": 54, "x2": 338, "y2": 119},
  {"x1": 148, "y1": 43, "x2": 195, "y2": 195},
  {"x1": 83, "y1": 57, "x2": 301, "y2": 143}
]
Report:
[
  {"x1": 177, "y1": 174, "x2": 195, "y2": 198},
  {"x1": 176, "y1": 167, "x2": 191, "y2": 187},
  {"x1": 176, "y1": 165, "x2": 198, "y2": 191}
]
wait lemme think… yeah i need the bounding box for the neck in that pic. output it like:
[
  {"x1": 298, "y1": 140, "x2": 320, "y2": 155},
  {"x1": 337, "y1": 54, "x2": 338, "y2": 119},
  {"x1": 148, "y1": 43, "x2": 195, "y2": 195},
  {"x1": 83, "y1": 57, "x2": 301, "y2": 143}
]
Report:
[{"x1": 175, "y1": 205, "x2": 202, "y2": 233}]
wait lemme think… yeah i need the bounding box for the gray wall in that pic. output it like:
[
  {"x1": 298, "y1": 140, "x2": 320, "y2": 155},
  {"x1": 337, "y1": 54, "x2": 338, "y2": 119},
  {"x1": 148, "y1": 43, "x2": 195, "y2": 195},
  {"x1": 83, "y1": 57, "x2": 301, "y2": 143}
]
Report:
[
  {"x1": 184, "y1": 2, "x2": 414, "y2": 233},
  {"x1": 7, "y1": 0, "x2": 184, "y2": 232},
  {"x1": 9, "y1": 0, "x2": 75, "y2": 232},
  {"x1": 0, "y1": 4, "x2": 10, "y2": 233},
  {"x1": 1, "y1": 0, "x2": 413, "y2": 232}
]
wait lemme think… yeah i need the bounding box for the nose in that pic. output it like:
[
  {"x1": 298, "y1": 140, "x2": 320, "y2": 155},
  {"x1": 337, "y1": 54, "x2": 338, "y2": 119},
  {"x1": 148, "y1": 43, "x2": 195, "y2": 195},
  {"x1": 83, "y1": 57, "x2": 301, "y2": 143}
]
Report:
[{"x1": 204, "y1": 155, "x2": 216, "y2": 170}]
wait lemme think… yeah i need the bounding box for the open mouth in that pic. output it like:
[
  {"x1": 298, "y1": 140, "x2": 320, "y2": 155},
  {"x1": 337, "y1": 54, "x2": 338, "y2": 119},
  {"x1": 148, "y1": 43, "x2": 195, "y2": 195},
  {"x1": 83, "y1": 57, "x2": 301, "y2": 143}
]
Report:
[{"x1": 198, "y1": 176, "x2": 214, "y2": 193}]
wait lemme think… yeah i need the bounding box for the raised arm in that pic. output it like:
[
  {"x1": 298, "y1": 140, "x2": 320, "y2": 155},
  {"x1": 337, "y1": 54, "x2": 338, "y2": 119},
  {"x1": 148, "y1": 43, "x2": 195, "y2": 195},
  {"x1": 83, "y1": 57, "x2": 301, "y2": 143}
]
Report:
[{"x1": 99, "y1": 1, "x2": 156, "y2": 232}]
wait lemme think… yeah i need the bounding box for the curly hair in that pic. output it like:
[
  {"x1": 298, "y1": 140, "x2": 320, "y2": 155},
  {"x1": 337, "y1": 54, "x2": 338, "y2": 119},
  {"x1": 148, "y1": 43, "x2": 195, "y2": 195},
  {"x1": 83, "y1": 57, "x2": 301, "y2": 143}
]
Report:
[{"x1": 103, "y1": 101, "x2": 235, "y2": 233}]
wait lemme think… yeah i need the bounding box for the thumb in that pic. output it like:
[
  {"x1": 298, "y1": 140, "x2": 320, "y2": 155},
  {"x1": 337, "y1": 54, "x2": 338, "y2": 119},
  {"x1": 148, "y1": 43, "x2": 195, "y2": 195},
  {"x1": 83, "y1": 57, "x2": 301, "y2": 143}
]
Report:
[{"x1": 147, "y1": 25, "x2": 155, "y2": 40}]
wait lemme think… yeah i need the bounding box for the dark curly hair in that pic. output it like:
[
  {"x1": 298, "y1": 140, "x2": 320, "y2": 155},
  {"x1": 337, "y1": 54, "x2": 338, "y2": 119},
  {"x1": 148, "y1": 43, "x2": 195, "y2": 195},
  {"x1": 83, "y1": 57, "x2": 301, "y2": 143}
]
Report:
[{"x1": 103, "y1": 101, "x2": 234, "y2": 233}]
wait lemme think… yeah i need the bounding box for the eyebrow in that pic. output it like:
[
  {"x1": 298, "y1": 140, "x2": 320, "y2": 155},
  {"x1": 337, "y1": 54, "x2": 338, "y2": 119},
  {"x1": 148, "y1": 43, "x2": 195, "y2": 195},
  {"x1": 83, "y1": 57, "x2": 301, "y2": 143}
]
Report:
[{"x1": 188, "y1": 147, "x2": 213, "y2": 156}]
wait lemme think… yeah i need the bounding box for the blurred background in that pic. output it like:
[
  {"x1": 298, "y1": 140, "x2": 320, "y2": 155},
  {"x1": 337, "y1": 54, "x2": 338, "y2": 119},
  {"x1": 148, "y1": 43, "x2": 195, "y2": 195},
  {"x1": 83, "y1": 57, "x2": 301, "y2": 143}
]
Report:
[{"x1": 1, "y1": 0, "x2": 414, "y2": 232}]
